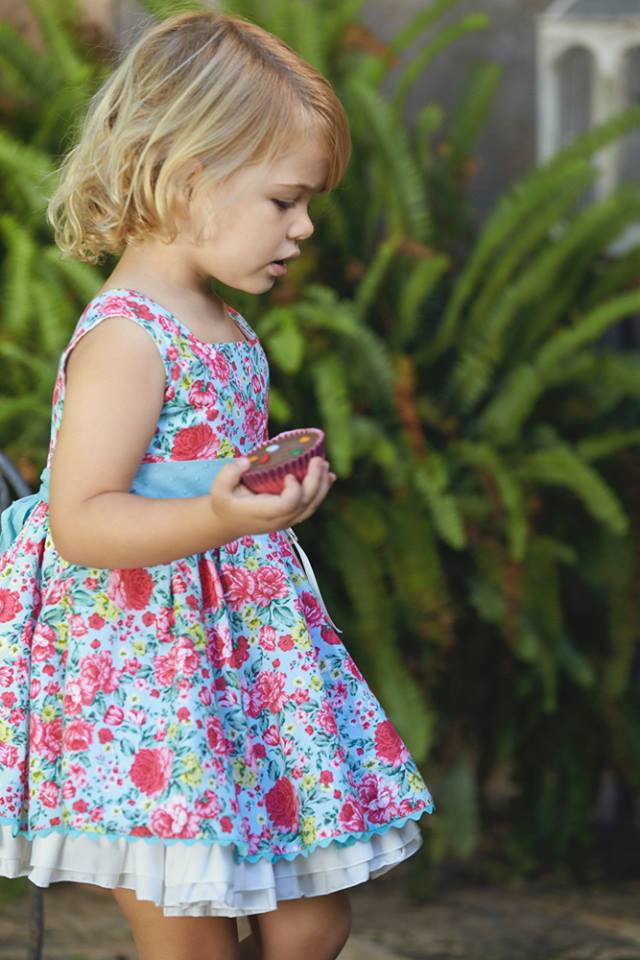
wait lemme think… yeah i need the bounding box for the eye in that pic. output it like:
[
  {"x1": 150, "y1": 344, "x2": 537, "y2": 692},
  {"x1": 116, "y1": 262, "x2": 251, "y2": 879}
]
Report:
[{"x1": 273, "y1": 199, "x2": 296, "y2": 210}]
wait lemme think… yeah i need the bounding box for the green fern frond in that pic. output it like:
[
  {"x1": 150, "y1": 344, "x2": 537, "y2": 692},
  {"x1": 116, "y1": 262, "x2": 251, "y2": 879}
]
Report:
[
  {"x1": 0, "y1": 215, "x2": 35, "y2": 337},
  {"x1": 452, "y1": 441, "x2": 528, "y2": 560},
  {"x1": 413, "y1": 454, "x2": 466, "y2": 548},
  {"x1": 353, "y1": 233, "x2": 402, "y2": 319},
  {"x1": 311, "y1": 354, "x2": 354, "y2": 475},
  {"x1": 517, "y1": 444, "x2": 628, "y2": 535},
  {"x1": 0, "y1": 22, "x2": 55, "y2": 98},
  {"x1": 346, "y1": 77, "x2": 430, "y2": 243},
  {"x1": 26, "y1": 0, "x2": 85, "y2": 84},
  {"x1": 447, "y1": 63, "x2": 501, "y2": 168},
  {"x1": 389, "y1": 0, "x2": 463, "y2": 55},
  {"x1": 396, "y1": 253, "x2": 449, "y2": 346},
  {"x1": 393, "y1": 15, "x2": 489, "y2": 111}
]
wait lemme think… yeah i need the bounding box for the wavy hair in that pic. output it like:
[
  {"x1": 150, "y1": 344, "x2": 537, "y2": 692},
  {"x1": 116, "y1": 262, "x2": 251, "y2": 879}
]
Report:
[{"x1": 47, "y1": 11, "x2": 351, "y2": 262}]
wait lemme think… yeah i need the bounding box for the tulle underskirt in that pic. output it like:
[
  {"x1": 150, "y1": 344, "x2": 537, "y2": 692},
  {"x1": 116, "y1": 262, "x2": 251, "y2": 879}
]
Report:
[{"x1": 0, "y1": 819, "x2": 422, "y2": 916}]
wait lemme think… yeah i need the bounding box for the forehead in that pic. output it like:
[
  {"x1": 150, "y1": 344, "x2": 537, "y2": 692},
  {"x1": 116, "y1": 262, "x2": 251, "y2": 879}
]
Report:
[{"x1": 262, "y1": 135, "x2": 330, "y2": 189}]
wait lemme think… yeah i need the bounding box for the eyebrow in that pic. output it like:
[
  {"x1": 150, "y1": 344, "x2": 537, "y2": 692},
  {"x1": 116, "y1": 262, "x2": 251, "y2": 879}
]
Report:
[{"x1": 274, "y1": 182, "x2": 324, "y2": 192}]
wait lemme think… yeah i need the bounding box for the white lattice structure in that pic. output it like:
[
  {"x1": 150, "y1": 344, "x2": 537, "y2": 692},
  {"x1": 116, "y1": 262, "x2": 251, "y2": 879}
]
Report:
[{"x1": 537, "y1": 1, "x2": 640, "y2": 249}]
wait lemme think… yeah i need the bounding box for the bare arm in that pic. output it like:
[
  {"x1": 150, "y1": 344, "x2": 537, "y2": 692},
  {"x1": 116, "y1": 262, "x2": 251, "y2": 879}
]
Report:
[{"x1": 49, "y1": 316, "x2": 335, "y2": 569}]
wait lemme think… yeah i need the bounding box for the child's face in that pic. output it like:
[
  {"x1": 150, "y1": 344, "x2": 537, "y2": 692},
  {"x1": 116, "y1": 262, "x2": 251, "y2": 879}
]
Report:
[{"x1": 186, "y1": 134, "x2": 330, "y2": 294}]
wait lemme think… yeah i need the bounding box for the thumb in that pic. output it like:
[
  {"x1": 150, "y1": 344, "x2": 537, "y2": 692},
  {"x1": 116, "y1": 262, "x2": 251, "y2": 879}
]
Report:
[{"x1": 212, "y1": 457, "x2": 251, "y2": 492}]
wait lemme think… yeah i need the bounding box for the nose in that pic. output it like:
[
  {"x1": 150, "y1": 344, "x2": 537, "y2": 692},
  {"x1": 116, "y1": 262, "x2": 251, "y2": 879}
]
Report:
[{"x1": 289, "y1": 207, "x2": 314, "y2": 241}]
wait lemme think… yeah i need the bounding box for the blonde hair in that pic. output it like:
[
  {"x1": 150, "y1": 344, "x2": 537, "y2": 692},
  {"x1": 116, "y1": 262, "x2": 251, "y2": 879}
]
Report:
[{"x1": 47, "y1": 11, "x2": 351, "y2": 263}]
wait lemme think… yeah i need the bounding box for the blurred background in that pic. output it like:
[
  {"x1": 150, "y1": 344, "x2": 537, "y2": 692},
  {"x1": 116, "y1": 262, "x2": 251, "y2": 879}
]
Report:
[{"x1": 1, "y1": 1, "x2": 640, "y2": 957}]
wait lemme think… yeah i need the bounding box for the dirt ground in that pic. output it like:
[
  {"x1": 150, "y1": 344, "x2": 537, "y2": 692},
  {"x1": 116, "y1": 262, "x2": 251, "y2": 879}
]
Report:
[{"x1": 1, "y1": 865, "x2": 640, "y2": 960}]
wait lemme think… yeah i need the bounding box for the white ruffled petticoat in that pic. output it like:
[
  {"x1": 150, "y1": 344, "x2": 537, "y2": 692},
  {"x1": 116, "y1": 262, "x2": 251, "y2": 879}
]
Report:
[{"x1": 0, "y1": 819, "x2": 422, "y2": 916}]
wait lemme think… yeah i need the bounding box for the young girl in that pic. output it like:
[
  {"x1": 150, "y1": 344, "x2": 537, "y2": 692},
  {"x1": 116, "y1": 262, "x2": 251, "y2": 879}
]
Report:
[{"x1": 0, "y1": 11, "x2": 434, "y2": 960}]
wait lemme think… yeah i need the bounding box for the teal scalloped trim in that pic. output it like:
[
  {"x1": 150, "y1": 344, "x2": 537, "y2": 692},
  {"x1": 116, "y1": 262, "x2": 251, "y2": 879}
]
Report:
[{"x1": 0, "y1": 802, "x2": 434, "y2": 865}]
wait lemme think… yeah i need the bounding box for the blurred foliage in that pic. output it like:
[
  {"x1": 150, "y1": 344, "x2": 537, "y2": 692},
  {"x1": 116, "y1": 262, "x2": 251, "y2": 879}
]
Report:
[{"x1": 1, "y1": 0, "x2": 640, "y2": 881}]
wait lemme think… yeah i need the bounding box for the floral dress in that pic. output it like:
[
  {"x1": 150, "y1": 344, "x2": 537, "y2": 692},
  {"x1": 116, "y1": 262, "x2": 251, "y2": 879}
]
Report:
[{"x1": 0, "y1": 289, "x2": 434, "y2": 916}]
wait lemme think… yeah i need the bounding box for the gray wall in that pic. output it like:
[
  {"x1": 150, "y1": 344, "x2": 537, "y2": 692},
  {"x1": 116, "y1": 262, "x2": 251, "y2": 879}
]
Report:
[{"x1": 362, "y1": 0, "x2": 551, "y2": 221}]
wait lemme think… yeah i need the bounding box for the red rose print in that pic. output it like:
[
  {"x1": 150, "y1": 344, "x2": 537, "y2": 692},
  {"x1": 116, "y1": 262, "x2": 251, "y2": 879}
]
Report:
[
  {"x1": 198, "y1": 556, "x2": 223, "y2": 610},
  {"x1": 189, "y1": 380, "x2": 218, "y2": 409},
  {"x1": 338, "y1": 797, "x2": 366, "y2": 832},
  {"x1": 255, "y1": 671, "x2": 287, "y2": 713},
  {"x1": 129, "y1": 746, "x2": 173, "y2": 795},
  {"x1": 39, "y1": 781, "x2": 59, "y2": 809},
  {"x1": 357, "y1": 773, "x2": 398, "y2": 825},
  {"x1": 300, "y1": 591, "x2": 324, "y2": 627},
  {"x1": 252, "y1": 567, "x2": 288, "y2": 607},
  {"x1": 108, "y1": 568, "x2": 154, "y2": 610},
  {"x1": 171, "y1": 424, "x2": 220, "y2": 460},
  {"x1": 149, "y1": 800, "x2": 200, "y2": 838},
  {"x1": 0, "y1": 744, "x2": 19, "y2": 767},
  {"x1": 265, "y1": 776, "x2": 299, "y2": 832},
  {"x1": 0, "y1": 589, "x2": 22, "y2": 622},
  {"x1": 220, "y1": 566, "x2": 254, "y2": 610},
  {"x1": 63, "y1": 718, "x2": 93, "y2": 752},
  {"x1": 374, "y1": 720, "x2": 409, "y2": 768},
  {"x1": 321, "y1": 626, "x2": 341, "y2": 645}
]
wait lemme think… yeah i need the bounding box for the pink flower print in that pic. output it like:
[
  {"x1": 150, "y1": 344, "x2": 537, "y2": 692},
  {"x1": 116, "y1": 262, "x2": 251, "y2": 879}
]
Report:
[
  {"x1": 154, "y1": 653, "x2": 176, "y2": 687},
  {"x1": 78, "y1": 652, "x2": 119, "y2": 705},
  {"x1": 0, "y1": 744, "x2": 19, "y2": 767},
  {"x1": 259, "y1": 626, "x2": 277, "y2": 651},
  {"x1": 252, "y1": 567, "x2": 288, "y2": 608},
  {"x1": 255, "y1": 671, "x2": 287, "y2": 713},
  {"x1": 357, "y1": 773, "x2": 398, "y2": 825},
  {"x1": 374, "y1": 719, "x2": 409, "y2": 768},
  {"x1": 0, "y1": 588, "x2": 22, "y2": 622},
  {"x1": 319, "y1": 770, "x2": 334, "y2": 786},
  {"x1": 63, "y1": 678, "x2": 83, "y2": 716},
  {"x1": 345, "y1": 655, "x2": 364, "y2": 682},
  {"x1": 332, "y1": 681, "x2": 348, "y2": 706},
  {"x1": 40, "y1": 780, "x2": 59, "y2": 809},
  {"x1": 171, "y1": 424, "x2": 220, "y2": 460},
  {"x1": 243, "y1": 399, "x2": 262, "y2": 439},
  {"x1": 150, "y1": 799, "x2": 201, "y2": 838},
  {"x1": 220, "y1": 565, "x2": 255, "y2": 610},
  {"x1": 197, "y1": 556, "x2": 224, "y2": 611},
  {"x1": 37, "y1": 717, "x2": 63, "y2": 763},
  {"x1": 206, "y1": 715, "x2": 229, "y2": 755},
  {"x1": 0, "y1": 667, "x2": 14, "y2": 687},
  {"x1": 69, "y1": 615, "x2": 87, "y2": 637},
  {"x1": 210, "y1": 352, "x2": 231, "y2": 385},
  {"x1": 173, "y1": 636, "x2": 199, "y2": 677},
  {"x1": 130, "y1": 746, "x2": 173, "y2": 796},
  {"x1": 281, "y1": 735, "x2": 294, "y2": 756},
  {"x1": 265, "y1": 776, "x2": 299, "y2": 832},
  {"x1": 278, "y1": 634, "x2": 294, "y2": 652},
  {"x1": 338, "y1": 797, "x2": 366, "y2": 832},
  {"x1": 195, "y1": 789, "x2": 222, "y2": 819},
  {"x1": 32, "y1": 623, "x2": 56, "y2": 662},
  {"x1": 243, "y1": 684, "x2": 264, "y2": 719},
  {"x1": 189, "y1": 379, "x2": 218, "y2": 410},
  {"x1": 63, "y1": 718, "x2": 93, "y2": 753},
  {"x1": 206, "y1": 621, "x2": 233, "y2": 670},
  {"x1": 156, "y1": 607, "x2": 175, "y2": 644},
  {"x1": 198, "y1": 686, "x2": 212, "y2": 707},
  {"x1": 300, "y1": 591, "x2": 324, "y2": 628},
  {"x1": 317, "y1": 701, "x2": 338, "y2": 736},
  {"x1": 62, "y1": 780, "x2": 76, "y2": 799},
  {"x1": 104, "y1": 705, "x2": 125, "y2": 725}
]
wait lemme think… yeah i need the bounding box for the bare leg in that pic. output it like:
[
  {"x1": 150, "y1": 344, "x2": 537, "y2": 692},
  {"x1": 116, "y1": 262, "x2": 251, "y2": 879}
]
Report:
[
  {"x1": 252, "y1": 891, "x2": 352, "y2": 960},
  {"x1": 112, "y1": 886, "x2": 240, "y2": 960}
]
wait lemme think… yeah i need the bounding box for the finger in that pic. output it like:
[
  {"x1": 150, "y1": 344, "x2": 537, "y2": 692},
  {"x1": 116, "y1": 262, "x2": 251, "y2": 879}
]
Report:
[
  {"x1": 293, "y1": 469, "x2": 332, "y2": 524},
  {"x1": 299, "y1": 458, "x2": 326, "y2": 505}
]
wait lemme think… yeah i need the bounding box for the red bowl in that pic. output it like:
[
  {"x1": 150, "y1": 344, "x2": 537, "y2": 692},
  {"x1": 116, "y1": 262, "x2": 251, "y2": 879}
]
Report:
[{"x1": 241, "y1": 428, "x2": 325, "y2": 494}]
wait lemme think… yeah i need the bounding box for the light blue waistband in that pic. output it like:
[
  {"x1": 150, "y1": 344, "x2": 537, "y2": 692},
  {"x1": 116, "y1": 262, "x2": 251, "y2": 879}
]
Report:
[
  {"x1": 0, "y1": 457, "x2": 341, "y2": 632},
  {"x1": 0, "y1": 458, "x2": 234, "y2": 555}
]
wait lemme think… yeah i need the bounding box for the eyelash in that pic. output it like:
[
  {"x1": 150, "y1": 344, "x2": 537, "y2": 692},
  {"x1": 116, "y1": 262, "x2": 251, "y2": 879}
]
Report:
[{"x1": 273, "y1": 199, "x2": 296, "y2": 210}]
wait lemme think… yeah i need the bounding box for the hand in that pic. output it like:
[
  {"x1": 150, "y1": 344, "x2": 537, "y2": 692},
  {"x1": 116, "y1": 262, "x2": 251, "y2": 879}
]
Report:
[{"x1": 209, "y1": 456, "x2": 336, "y2": 540}]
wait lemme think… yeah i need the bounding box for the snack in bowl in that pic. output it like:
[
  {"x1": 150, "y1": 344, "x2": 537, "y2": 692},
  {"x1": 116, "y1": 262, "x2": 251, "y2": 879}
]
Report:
[{"x1": 240, "y1": 428, "x2": 326, "y2": 494}]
